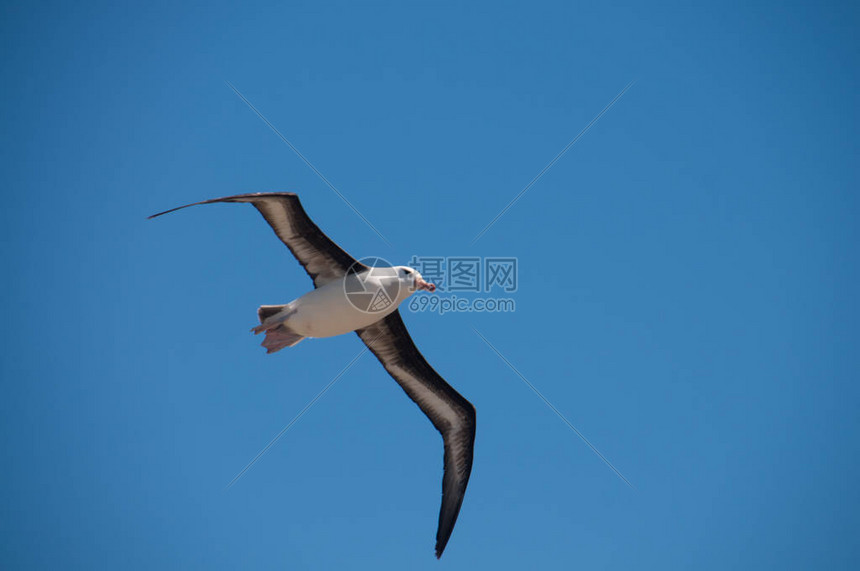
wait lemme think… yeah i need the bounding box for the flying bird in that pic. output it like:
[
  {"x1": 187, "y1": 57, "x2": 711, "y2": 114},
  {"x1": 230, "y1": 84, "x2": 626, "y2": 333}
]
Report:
[{"x1": 149, "y1": 192, "x2": 476, "y2": 558}]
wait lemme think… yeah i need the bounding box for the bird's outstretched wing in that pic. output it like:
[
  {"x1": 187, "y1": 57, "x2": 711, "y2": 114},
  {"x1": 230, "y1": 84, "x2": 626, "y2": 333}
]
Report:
[
  {"x1": 356, "y1": 310, "x2": 476, "y2": 558},
  {"x1": 149, "y1": 192, "x2": 366, "y2": 287}
]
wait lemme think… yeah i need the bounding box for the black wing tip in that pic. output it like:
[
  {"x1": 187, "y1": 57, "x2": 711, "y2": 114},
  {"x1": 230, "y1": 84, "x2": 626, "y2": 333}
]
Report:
[
  {"x1": 146, "y1": 192, "x2": 300, "y2": 220},
  {"x1": 435, "y1": 520, "x2": 458, "y2": 558},
  {"x1": 435, "y1": 533, "x2": 455, "y2": 558},
  {"x1": 147, "y1": 206, "x2": 184, "y2": 219},
  {"x1": 434, "y1": 517, "x2": 457, "y2": 559}
]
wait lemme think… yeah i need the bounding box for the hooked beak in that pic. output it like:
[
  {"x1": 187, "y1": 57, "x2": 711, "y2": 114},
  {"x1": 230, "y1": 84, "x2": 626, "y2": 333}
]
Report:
[{"x1": 414, "y1": 277, "x2": 436, "y2": 293}]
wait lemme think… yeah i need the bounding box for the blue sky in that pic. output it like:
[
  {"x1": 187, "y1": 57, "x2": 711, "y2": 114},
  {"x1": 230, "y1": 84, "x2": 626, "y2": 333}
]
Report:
[{"x1": 2, "y1": 0, "x2": 858, "y2": 568}]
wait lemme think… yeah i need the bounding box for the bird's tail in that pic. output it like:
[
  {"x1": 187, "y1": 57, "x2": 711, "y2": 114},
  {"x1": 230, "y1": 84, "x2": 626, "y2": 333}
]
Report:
[{"x1": 251, "y1": 305, "x2": 304, "y2": 353}]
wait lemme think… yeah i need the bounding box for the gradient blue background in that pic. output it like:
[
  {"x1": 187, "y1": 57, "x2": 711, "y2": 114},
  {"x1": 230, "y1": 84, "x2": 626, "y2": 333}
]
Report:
[{"x1": 2, "y1": 1, "x2": 858, "y2": 568}]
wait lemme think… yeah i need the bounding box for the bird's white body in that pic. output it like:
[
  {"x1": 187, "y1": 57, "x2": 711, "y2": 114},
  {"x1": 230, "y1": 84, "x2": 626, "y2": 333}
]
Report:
[
  {"x1": 252, "y1": 265, "x2": 433, "y2": 351},
  {"x1": 286, "y1": 271, "x2": 410, "y2": 338},
  {"x1": 257, "y1": 266, "x2": 428, "y2": 343}
]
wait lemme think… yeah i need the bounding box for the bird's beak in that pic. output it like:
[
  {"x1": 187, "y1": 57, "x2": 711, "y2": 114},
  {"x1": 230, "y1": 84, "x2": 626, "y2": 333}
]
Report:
[{"x1": 414, "y1": 277, "x2": 436, "y2": 292}]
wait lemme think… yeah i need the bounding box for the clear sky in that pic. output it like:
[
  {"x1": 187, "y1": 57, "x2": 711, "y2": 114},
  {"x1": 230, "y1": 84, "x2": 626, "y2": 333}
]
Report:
[{"x1": 2, "y1": 0, "x2": 858, "y2": 569}]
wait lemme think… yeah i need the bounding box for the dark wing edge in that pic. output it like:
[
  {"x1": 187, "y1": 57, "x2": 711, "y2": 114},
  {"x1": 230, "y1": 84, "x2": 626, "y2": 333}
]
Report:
[
  {"x1": 149, "y1": 192, "x2": 366, "y2": 287},
  {"x1": 356, "y1": 310, "x2": 476, "y2": 558}
]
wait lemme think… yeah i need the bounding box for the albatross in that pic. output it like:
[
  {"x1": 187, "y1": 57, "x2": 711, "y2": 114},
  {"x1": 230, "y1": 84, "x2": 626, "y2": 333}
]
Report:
[{"x1": 149, "y1": 192, "x2": 475, "y2": 558}]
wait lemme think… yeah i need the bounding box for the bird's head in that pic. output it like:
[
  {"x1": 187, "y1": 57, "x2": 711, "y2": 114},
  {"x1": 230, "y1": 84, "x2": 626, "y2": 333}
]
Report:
[{"x1": 396, "y1": 266, "x2": 436, "y2": 294}]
